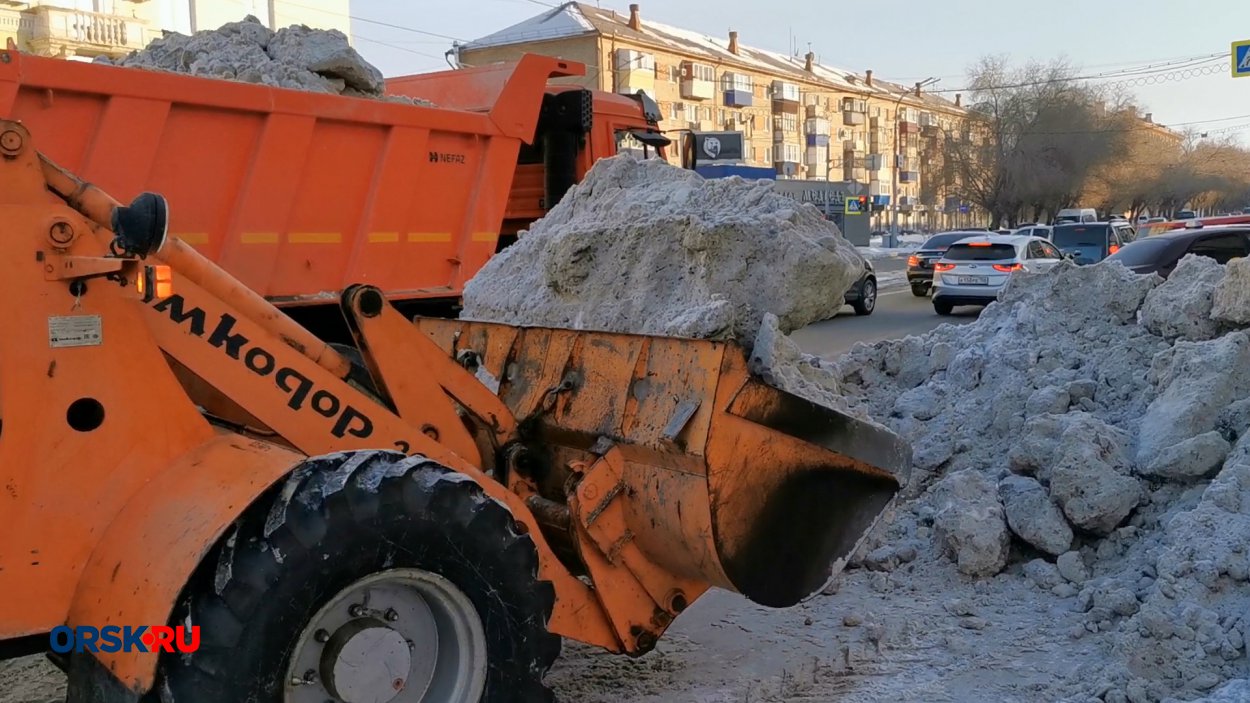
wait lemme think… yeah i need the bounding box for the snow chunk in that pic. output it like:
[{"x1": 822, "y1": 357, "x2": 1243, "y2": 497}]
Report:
[
  {"x1": 1141, "y1": 254, "x2": 1224, "y2": 340},
  {"x1": 999, "y1": 475, "x2": 1073, "y2": 556},
  {"x1": 930, "y1": 470, "x2": 1011, "y2": 577},
  {"x1": 1211, "y1": 257, "x2": 1250, "y2": 325}
]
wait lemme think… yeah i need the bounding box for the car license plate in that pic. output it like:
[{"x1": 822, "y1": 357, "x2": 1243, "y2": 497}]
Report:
[{"x1": 958, "y1": 275, "x2": 989, "y2": 285}]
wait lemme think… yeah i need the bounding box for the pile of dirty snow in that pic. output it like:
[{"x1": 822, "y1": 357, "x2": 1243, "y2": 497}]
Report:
[
  {"x1": 98, "y1": 16, "x2": 426, "y2": 103},
  {"x1": 460, "y1": 155, "x2": 865, "y2": 347}
]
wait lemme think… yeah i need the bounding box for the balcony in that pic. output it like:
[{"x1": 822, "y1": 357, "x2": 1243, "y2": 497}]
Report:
[
  {"x1": 920, "y1": 112, "x2": 939, "y2": 132},
  {"x1": 843, "y1": 139, "x2": 865, "y2": 153},
  {"x1": 899, "y1": 171, "x2": 920, "y2": 183},
  {"x1": 899, "y1": 121, "x2": 920, "y2": 136},
  {"x1": 843, "y1": 111, "x2": 865, "y2": 126},
  {"x1": 806, "y1": 133, "x2": 830, "y2": 147},
  {"x1": 805, "y1": 117, "x2": 830, "y2": 136},
  {"x1": 615, "y1": 49, "x2": 655, "y2": 97},
  {"x1": 25, "y1": 6, "x2": 155, "y2": 58},
  {"x1": 721, "y1": 72, "x2": 753, "y2": 107},
  {"x1": 680, "y1": 61, "x2": 715, "y2": 100},
  {"x1": 771, "y1": 80, "x2": 800, "y2": 112}
]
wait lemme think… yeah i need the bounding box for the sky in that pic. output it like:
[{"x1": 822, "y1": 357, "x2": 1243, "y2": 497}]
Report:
[{"x1": 350, "y1": 0, "x2": 1250, "y2": 144}]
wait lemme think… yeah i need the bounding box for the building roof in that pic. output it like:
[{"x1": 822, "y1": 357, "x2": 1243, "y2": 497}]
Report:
[{"x1": 459, "y1": 2, "x2": 962, "y2": 113}]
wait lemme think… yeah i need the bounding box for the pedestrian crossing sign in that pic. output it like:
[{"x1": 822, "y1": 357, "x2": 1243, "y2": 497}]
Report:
[
  {"x1": 846, "y1": 196, "x2": 866, "y2": 215},
  {"x1": 1234, "y1": 40, "x2": 1250, "y2": 78}
]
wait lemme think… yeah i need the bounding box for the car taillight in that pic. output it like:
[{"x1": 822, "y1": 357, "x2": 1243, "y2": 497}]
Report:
[
  {"x1": 907, "y1": 255, "x2": 920, "y2": 267},
  {"x1": 1109, "y1": 245, "x2": 1120, "y2": 254},
  {"x1": 992, "y1": 263, "x2": 1022, "y2": 272},
  {"x1": 934, "y1": 262, "x2": 955, "y2": 271}
]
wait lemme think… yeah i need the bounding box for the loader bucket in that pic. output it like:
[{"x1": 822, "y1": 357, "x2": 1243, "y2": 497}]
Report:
[
  {"x1": 414, "y1": 319, "x2": 912, "y2": 609},
  {"x1": 706, "y1": 379, "x2": 910, "y2": 606}
]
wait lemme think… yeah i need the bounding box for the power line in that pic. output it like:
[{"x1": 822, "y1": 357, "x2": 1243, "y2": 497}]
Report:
[
  {"x1": 930, "y1": 54, "x2": 1224, "y2": 94},
  {"x1": 889, "y1": 52, "x2": 1226, "y2": 84},
  {"x1": 353, "y1": 34, "x2": 447, "y2": 62},
  {"x1": 272, "y1": 0, "x2": 468, "y2": 42}
]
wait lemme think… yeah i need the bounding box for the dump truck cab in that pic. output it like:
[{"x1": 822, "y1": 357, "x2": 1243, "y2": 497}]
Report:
[{"x1": 499, "y1": 86, "x2": 667, "y2": 249}]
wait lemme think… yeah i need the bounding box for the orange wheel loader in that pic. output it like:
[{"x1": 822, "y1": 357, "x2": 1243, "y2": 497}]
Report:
[{"x1": 0, "y1": 84, "x2": 908, "y2": 703}]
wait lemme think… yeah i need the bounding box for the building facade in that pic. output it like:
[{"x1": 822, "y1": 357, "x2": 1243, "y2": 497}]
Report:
[
  {"x1": 0, "y1": 0, "x2": 350, "y2": 62},
  {"x1": 456, "y1": 2, "x2": 971, "y2": 231}
]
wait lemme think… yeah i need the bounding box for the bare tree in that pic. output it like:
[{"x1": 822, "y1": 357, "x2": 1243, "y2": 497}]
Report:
[{"x1": 943, "y1": 56, "x2": 1129, "y2": 227}]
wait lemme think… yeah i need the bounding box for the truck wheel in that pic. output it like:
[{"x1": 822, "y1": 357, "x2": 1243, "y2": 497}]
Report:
[{"x1": 157, "y1": 451, "x2": 560, "y2": 703}]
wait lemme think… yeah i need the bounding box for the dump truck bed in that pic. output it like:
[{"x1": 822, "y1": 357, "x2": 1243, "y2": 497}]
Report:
[{"x1": 0, "y1": 48, "x2": 582, "y2": 305}]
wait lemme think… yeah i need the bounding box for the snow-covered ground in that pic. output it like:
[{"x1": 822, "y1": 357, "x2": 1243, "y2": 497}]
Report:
[
  {"x1": 875, "y1": 270, "x2": 908, "y2": 291},
  {"x1": 859, "y1": 234, "x2": 928, "y2": 261}
]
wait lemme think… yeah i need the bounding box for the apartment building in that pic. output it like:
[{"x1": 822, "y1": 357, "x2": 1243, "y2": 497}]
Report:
[
  {"x1": 456, "y1": 1, "x2": 970, "y2": 230},
  {"x1": 0, "y1": 0, "x2": 350, "y2": 62}
]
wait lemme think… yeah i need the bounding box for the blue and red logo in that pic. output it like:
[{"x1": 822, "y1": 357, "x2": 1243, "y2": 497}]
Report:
[{"x1": 49, "y1": 625, "x2": 201, "y2": 654}]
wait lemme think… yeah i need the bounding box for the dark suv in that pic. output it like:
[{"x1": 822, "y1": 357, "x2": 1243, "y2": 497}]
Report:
[
  {"x1": 1050, "y1": 222, "x2": 1136, "y2": 265},
  {"x1": 906, "y1": 231, "x2": 986, "y2": 296},
  {"x1": 1105, "y1": 225, "x2": 1250, "y2": 277}
]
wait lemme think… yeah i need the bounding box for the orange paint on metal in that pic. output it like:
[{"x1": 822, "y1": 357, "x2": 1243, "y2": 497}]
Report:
[{"x1": 240, "y1": 232, "x2": 279, "y2": 244}]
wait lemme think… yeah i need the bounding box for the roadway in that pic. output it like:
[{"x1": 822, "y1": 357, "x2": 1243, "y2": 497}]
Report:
[{"x1": 792, "y1": 255, "x2": 980, "y2": 358}]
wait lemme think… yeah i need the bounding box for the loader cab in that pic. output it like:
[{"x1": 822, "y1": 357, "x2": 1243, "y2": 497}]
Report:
[{"x1": 499, "y1": 87, "x2": 667, "y2": 250}]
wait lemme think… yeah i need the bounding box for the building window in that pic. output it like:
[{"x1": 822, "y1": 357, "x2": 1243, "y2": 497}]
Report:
[
  {"x1": 669, "y1": 103, "x2": 682, "y2": 121},
  {"x1": 684, "y1": 104, "x2": 699, "y2": 122}
]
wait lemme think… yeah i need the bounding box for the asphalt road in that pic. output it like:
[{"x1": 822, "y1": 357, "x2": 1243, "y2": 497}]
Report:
[{"x1": 792, "y1": 255, "x2": 980, "y2": 358}]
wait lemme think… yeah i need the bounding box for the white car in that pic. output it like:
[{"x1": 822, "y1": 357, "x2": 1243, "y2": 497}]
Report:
[{"x1": 932, "y1": 234, "x2": 1065, "y2": 315}]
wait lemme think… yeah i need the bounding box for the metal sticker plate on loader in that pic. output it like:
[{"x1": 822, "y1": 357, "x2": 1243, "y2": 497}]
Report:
[{"x1": 48, "y1": 315, "x2": 102, "y2": 348}]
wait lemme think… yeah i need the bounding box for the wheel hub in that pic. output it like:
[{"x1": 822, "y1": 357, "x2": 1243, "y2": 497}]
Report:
[
  {"x1": 286, "y1": 569, "x2": 487, "y2": 703},
  {"x1": 322, "y1": 619, "x2": 414, "y2": 703}
]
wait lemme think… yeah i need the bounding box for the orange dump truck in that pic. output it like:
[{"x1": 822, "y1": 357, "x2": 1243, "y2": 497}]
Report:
[{"x1": 0, "y1": 49, "x2": 666, "y2": 336}]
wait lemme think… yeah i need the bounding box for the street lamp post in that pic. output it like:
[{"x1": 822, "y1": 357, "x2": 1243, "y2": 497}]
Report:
[{"x1": 891, "y1": 77, "x2": 939, "y2": 236}]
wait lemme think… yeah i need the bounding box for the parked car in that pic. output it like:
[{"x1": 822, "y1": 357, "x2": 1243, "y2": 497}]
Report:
[
  {"x1": 1054, "y1": 208, "x2": 1098, "y2": 224},
  {"x1": 931, "y1": 234, "x2": 1065, "y2": 315},
  {"x1": 1177, "y1": 209, "x2": 1198, "y2": 220},
  {"x1": 906, "y1": 231, "x2": 988, "y2": 297},
  {"x1": 1104, "y1": 224, "x2": 1250, "y2": 277},
  {"x1": 843, "y1": 255, "x2": 878, "y2": 315},
  {"x1": 1050, "y1": 222, "x2": 1136, "y2": 265}
]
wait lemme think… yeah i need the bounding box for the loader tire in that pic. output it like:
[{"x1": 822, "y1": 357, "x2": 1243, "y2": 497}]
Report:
[{"x1": 156, "y1": 451, "x2": 560, "y2": 703}]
